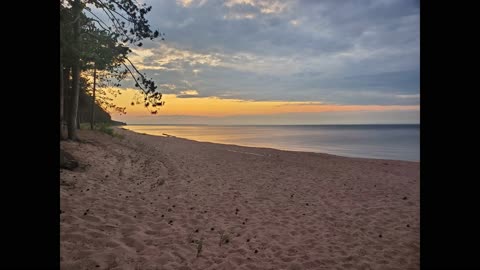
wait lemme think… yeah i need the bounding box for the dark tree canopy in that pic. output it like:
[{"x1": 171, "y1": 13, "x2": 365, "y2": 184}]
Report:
[{"x1": 61, "y1": 0, "x2": 166, "y2": 119}]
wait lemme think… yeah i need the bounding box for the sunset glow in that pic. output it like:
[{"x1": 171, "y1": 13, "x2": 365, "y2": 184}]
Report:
[{"x1": 110, "y1": 88, "x2": 419, "y2": 118}]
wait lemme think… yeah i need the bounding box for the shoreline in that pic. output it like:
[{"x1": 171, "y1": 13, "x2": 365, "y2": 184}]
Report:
[
  {"x1": 119, "y1": 126, "x2": 420, "y2": 163},
  {"x1": 61, "y1": 128, "x2": 419, "y2": 269}
]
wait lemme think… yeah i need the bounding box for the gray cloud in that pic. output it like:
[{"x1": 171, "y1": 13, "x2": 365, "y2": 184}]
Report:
[{"x1": 117, "y1": 0, "x2": 419, "y2": 106}]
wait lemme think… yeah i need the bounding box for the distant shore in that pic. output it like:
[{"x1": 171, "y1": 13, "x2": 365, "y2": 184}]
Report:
[{"x1": 60, "y1": 128, "x2": 419, "y2": 269}]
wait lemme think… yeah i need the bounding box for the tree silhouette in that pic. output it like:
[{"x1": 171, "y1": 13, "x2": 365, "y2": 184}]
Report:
[
  {"x1": 80, "y1": 26, "x2": 127, "y2": 129},
  {"x1": 60, "y1": 0, "x2": 166, "y2": 140}
]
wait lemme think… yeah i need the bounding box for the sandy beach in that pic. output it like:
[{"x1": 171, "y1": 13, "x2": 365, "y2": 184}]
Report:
[{"x1": 60, "y1": 128, "x2": 419, "y2": 270}]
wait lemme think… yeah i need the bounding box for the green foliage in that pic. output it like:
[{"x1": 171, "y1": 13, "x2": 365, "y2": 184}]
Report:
[
  {"x1": 96, "y1": 123, "x2": 124, "y2": 139},
  {"x1": 80, "y1": 122, "x2": 124, "y2": 139},
  {"x1": 60, "y1": 0, "x2": 166, "y2": 119},
  {"x1": 97, "y1": 123, "x2": 115, "y2": 136},
  {"x1": 79, "y1": 123, "x2": 91, "y2": 130}
]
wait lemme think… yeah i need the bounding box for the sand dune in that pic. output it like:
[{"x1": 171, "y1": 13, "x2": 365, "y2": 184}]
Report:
[{"x1": 60, "y1": 128, "x2": 419, "y2": 270}]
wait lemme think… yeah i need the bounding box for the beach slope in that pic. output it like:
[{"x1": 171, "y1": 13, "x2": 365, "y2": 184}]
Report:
[{"x1": 60, "y1": 128, "x2": 419, "y2": 269}]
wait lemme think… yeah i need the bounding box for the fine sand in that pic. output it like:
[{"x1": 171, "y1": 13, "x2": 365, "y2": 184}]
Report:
[{"x1": 60, "y1": 128, "x2": 419, "y2": 270}]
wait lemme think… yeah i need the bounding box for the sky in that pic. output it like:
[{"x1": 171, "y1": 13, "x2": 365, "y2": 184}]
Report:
[{"x1": 106, "y1": 0, "x2": 419, "y2": 125}]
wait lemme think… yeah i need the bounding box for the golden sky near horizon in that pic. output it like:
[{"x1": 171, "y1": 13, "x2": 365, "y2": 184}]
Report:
[{"x1": 108, "y1": 88, "x2": 419, "y2": 117}]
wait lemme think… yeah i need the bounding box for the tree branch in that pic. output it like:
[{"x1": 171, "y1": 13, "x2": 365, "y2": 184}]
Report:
[
  {"x1": 121, "y1": 62, "x2": 147, "y2": 95},
  {"x1": 97, "y1": 0, "x2": 132, "y2": 23},
  {"x1": 124, "y1": 57, "x2": 144, "y2": 78},
  {"x1": 84, "y1": 9, "x2": 111, "y2": 32}
]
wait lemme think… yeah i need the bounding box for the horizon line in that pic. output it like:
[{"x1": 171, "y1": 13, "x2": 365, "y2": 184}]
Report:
[{"x1": 121, "y1": 123, "x2": 420, "y2": 126}]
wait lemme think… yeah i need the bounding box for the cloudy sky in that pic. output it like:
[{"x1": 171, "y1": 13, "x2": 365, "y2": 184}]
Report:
[{"x1": 108, "y1": 0, "x2": 419, "y2": 124}]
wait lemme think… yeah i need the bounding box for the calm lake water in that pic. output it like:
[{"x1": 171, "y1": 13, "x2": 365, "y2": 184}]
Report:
[{"x1": 122, "y1": 124, "x2": 420, "y2": 161}]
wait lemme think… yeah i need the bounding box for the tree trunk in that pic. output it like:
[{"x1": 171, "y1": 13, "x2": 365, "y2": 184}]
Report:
[
  {"x1": 68, "y1": 63, "x2": 80, "y2": 140},
  {"x1": 60, "y1": 62, "x2": 64, "y2": 139},
  {"x1": 63, "y1": 67, "x2": 71, "y2": 136},
  {"x1": 67, "y1": 0, "x2": 81, "y2": 140},
  {"x1": 90, "y1": 65, "x2": 97, "y2": 130}
]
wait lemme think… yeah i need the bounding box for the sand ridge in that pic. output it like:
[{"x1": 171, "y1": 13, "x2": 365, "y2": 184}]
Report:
[{"x1": 60, "y1": 128, "x2": 419, "y2": 269}]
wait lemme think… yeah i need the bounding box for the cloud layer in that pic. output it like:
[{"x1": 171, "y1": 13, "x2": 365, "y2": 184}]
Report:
[
  {"x1": 106, "y1": 0, "x2": 420, "y2": 123},
  {"x1": 124, "y1": 0, "x2": 419, "y2": 105}
]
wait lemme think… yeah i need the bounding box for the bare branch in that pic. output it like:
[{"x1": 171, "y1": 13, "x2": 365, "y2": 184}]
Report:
[
  {"x1": 121, "y1": 62, "x2": 147, "y2": 94},
  {"x1": 124, "y1": 57, "x2": 144, "y2": 78},
  {"x1": 84, "y1": 9, "x2": 111, "y2": 32},
  {"x1": 97, "y1": 3, "x2": 123, "y2": 34}
]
